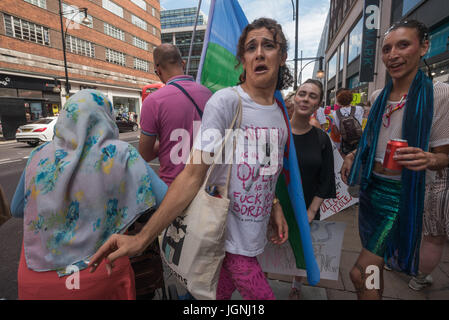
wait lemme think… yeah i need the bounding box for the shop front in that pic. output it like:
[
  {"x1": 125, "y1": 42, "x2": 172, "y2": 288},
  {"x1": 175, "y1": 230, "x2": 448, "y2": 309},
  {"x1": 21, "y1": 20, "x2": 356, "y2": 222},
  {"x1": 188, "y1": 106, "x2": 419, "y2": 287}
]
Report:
[
  {"x1": 424, "y1": 19, "x2": 449, "y2": 83},
  {"x1": 347, "y1": 73, "x2": 369, "y2": 105},
  {"x1": 0, "y1": 73, "x2": 61, "y2": 140}
]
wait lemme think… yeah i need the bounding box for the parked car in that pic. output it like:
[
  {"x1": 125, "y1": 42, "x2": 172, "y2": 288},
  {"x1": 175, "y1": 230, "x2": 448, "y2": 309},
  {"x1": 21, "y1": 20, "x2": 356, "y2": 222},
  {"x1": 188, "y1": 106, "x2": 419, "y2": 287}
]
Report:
[
  {"x1": 16, "y1": 117, "x2": 58, "y2": 147},
  {"x1": 116, "y1": 116, "x2": 138, "y2": 132}
]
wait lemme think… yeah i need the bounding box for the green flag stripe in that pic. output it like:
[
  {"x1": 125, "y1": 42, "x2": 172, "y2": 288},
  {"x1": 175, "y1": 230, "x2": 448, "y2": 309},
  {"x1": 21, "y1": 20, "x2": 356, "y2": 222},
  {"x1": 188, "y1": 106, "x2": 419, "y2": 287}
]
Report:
[
  {"x1": 201, "y1": 43, "x2": 243, "y2": 93},
  {"x1": 276, "y1": 174, "x2": 307, "y2": 269}
]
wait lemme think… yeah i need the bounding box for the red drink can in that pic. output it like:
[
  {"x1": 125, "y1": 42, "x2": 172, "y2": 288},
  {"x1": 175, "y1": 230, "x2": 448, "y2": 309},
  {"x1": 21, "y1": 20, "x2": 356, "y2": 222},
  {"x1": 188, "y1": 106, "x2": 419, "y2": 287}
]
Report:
[{"x1": 383, "y1": 139, "x2": 408, "y2": 171}]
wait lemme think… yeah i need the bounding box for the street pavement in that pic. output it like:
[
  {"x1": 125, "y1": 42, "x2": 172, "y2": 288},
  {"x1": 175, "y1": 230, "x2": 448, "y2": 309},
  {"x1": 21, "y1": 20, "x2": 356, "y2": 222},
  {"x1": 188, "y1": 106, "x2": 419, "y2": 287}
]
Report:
[
  {"x1": 265, "y1": 205, "x2": 449, "y2": 300},
  {"x1": 153, "y1": 204, "x2": 449, "y2": 301}
]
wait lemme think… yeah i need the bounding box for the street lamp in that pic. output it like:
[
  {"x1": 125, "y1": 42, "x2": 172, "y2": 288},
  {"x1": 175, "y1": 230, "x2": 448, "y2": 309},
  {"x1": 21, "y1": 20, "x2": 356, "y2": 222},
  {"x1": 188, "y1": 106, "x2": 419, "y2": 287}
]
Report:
[
  {"x1": 297, "y1": 56, "x2": 324, "y2": 86},
  {"x1": 58, "y1": 0, "x2": 91, "y2": 99},
  {"x1": 292, "y1": 0, "x2": 299, "y2": 90}
]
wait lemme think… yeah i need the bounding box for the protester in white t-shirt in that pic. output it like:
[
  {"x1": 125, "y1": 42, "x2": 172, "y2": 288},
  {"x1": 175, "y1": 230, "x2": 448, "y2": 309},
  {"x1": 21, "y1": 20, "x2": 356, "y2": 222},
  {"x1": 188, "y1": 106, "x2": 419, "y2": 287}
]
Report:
[
  {"x1": 88, "y1": 17, "x2": 292, "y2": 300},
  {"x1": 331, "y1": 89, "x2": 364, "y2": 156}
]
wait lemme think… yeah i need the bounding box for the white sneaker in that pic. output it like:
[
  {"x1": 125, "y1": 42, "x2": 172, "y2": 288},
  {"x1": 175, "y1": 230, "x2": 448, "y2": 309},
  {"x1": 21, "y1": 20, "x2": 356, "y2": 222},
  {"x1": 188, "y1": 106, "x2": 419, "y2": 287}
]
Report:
[{"x1": 408, "y1": 273, "x2": 433, "y2": 291}]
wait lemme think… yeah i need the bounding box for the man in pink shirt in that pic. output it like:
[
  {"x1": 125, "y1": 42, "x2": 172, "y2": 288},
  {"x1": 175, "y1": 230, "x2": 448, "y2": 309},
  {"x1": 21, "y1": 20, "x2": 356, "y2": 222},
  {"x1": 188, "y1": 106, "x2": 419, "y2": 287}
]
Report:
[{"x1": 139, "y1": 44, "x2": 212, "y2": 185}]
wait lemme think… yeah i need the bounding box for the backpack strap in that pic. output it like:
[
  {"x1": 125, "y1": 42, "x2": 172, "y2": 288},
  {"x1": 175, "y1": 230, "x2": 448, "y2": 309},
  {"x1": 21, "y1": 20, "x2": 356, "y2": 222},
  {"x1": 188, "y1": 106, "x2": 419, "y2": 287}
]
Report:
[
  {"x1": 336, "y1": 108, "x2": 343, "y2": 121},
  {"x1": 350, "y1": 106, "x2": 356, "y2": 117},
  {"x1": 169, "y1": 82, "x2": 203, "y2": 118}
]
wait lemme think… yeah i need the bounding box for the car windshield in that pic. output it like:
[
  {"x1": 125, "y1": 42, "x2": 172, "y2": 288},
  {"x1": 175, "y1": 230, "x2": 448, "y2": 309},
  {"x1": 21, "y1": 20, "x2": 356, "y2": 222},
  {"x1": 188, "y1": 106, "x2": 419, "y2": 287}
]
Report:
[{"x1": 33, "y1": 118, "x2": 55, "y2": 124}]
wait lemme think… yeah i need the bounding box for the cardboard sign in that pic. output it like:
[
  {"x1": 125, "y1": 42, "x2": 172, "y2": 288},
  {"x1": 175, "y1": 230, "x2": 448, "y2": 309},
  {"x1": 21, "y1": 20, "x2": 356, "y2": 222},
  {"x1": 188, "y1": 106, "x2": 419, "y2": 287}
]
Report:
[
  {"x1": 320, "y1": 142, "x2": 359, "y2": 220},
  {"x1": 351, "y1": 93, "x2": 361, "y2": 106},
  {"x1": 258, "y1": 221, "x2": 346, "y2": 281}
]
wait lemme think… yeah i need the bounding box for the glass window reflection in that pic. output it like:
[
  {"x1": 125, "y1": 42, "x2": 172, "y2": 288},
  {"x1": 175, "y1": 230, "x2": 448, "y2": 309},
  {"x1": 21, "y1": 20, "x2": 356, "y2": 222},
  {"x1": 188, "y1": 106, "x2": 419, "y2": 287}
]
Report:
[
  {"x1": 348, "y1": 18, "x2": 363, "y2": 64},
  {"x1": 328, "y1": 52, "x2": 337, "y2": 80}
]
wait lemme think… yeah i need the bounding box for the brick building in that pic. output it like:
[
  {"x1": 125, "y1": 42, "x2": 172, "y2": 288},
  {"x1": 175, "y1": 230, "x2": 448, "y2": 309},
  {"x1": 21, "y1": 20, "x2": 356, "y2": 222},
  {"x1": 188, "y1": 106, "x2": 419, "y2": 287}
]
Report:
[{"x1": 0, "y1": 0, "x2": 161, "y2": 139}]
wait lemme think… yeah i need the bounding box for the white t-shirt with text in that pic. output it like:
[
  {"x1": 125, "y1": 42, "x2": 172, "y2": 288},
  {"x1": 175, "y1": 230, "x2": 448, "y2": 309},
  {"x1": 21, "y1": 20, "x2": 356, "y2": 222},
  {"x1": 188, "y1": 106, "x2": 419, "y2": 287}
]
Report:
[{"x1": 193, "y1": 85, "x2": 288, "y2": 257}]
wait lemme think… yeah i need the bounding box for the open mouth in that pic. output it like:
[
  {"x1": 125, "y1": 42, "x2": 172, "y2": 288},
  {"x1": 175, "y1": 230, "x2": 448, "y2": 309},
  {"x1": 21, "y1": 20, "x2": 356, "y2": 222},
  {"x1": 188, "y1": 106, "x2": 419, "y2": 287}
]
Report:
[
  {"x1": 254, "y1": 65, "x2": 268, "y2": 74},
  {"x1": 389, "y1": 62, "x2": 405, "y2": 70}
]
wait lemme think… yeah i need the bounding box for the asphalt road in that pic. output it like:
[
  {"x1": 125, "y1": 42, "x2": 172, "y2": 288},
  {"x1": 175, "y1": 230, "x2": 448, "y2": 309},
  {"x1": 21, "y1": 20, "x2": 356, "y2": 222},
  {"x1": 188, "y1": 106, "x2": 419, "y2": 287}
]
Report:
[{"x1": 0, "y1": 131, "x2": 159, "y2": 300}]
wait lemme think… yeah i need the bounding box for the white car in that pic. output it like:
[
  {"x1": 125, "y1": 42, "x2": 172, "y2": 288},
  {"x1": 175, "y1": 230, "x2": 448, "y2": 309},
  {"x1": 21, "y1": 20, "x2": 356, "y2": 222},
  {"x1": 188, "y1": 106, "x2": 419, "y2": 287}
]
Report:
[{"x1": 16, "y1": 117, "x2": 58, "y2": 147}]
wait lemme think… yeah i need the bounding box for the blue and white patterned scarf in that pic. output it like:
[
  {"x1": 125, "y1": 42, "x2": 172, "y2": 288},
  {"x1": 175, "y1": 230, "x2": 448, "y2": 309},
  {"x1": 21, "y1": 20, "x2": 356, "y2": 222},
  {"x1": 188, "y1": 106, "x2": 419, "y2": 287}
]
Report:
[{"x1": 23, "y1": 89, "x2": 155, "y2": 272}]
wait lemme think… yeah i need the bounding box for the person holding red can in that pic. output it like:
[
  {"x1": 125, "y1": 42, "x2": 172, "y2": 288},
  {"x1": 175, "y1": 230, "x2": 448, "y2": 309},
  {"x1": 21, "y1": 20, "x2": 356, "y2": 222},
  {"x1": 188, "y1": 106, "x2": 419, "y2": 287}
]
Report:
[{"x1": 340, "y1": 20, "x2": 449, "y2": 300}]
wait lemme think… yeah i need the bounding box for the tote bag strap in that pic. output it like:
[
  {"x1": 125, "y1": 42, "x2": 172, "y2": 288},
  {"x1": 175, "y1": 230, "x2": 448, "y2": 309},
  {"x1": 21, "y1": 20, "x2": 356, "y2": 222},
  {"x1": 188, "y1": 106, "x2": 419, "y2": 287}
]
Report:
[{"x1": 201, "y1": 88, "x2": 243, "y2": 198}]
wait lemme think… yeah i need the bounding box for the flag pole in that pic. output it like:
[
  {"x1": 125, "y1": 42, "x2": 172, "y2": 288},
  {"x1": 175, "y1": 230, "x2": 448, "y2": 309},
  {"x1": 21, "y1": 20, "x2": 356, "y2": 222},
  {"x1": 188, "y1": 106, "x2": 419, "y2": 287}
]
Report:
[
  {"x1": 196, "y1": 0, "x2": 215, "y2": 83},
  {"x1": 186, "y1": 0, "x2": 202, "y2": 76}
]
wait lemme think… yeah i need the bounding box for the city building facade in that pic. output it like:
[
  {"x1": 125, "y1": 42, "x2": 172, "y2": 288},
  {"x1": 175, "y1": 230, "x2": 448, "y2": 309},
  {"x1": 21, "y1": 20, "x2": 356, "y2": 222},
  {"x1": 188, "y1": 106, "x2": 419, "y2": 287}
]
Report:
[
  {"x1": 323, "y1": 0, "x2": 449, "y2": 105},
  {"x1": 0, "y1": 0, "x2": 161, "y2": 139},
  {"x1": 161, "y1": 7, "x2": 207, "y2": 79}
]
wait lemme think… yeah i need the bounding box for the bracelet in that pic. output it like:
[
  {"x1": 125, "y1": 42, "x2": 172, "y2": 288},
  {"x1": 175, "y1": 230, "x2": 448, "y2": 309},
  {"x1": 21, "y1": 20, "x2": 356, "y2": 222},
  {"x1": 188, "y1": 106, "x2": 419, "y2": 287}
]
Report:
[{"x1": 272, "y1": 198, "x2": 280, "y2": 206}]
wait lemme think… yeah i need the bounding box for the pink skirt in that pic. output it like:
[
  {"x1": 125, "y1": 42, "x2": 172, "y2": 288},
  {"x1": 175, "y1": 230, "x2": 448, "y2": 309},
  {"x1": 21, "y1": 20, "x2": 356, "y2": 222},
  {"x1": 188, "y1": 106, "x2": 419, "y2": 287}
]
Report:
[{"x1": 18, "y1": 243, "x2": 136, "y2": 300}]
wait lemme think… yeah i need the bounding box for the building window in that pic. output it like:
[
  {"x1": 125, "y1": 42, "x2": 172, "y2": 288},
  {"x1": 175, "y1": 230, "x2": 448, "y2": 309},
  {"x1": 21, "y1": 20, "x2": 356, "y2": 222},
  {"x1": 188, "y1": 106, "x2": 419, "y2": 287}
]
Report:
[
  {"x1": 160, "y1": 7, "x2": 205, "y2": 29},
  {"x1": 24, "y1": 0, "x2": 46, "y2": 9},
  {"x1": 339, "y1": 42, "x2": 345, "y2": 71},
  {"x1": 131, "y1": 0, "x2": 146, "y2": 11},
  {"x1": 106, "y1": 48, "x2": 126, "y2": 66},
  {"x1": 152, "y1": 7, "x2": 156, "y2": 17},
  {"x1": 132, "y1": 14, "x2": 147, "y2": 31},
  {"x1": 347, "y1": 73, "x2": 360, "y2": 89},
  {"x1": 152, "y1": 26, "x2": 157, "y2": 36},
  {"x1": 66, "y1": 35, "x2": 95, "y2": 58},
  {"x1": 104, "y1": 23, "x2": 125, "y2": 41},
  {"x1": 4, "y1": 14, "x2": 50, "y2": 46},
  {"x1": 134, "y1": 58, "x2": 148, "y2": 72},
  {"x1": 424, "y1": 22, "x2": 449, "y2": 60},
  {"x1": 63, "y1": 3, "x2": 93, "y2": 29},
  {"x1": 133, "y1": 36, "x2": 148, "y2": 50},
  {"x1": 347, "y1": 18, "x2": 363, "y2": 64},
  {"x1": 402, "y1": 0, "x2": 422, "y2": 16},
  {"x1": 328, "y1": 52, "x2": 337, "y2": 80},
  {"x1": 102, "y1": 0, "x2": 123, "y2": 18}
]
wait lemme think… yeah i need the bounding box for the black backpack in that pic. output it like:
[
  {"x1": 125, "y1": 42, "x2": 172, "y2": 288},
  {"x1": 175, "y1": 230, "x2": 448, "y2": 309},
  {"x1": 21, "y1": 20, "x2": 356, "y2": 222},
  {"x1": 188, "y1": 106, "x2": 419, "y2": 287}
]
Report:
[{"x1": 336, "y1": 107, "x2": 362, "y2": 155}]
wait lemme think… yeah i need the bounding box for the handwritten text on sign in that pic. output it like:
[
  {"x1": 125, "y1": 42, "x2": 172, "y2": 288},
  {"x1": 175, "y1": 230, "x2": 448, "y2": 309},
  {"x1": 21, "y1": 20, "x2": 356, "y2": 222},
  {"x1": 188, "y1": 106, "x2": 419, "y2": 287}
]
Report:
[
  {"x1": 320, "y1": 142, "x2": 358, "y2": 220},
  {"x1": 258, "y1": 221, "x2": 346, "y2": 281}
]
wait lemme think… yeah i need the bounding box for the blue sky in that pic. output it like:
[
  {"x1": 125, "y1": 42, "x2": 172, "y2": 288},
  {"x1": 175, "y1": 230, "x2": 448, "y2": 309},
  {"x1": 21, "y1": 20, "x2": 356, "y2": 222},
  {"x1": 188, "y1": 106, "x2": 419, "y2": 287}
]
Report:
[{"x1": 161, "y1": 0, "x2": 330, "y2": 84}]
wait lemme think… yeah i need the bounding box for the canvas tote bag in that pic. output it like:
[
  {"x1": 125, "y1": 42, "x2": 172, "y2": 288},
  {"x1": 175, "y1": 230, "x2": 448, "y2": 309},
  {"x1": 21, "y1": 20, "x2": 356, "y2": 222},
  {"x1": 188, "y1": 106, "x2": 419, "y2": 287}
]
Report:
[{"x1": 159, "y1": 90, "x2": 242, "y2": 300}]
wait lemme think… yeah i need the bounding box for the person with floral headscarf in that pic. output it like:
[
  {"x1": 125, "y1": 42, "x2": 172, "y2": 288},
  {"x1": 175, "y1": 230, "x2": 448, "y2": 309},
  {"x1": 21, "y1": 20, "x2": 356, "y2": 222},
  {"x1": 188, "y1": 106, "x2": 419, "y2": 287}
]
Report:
[{"x1": 11, "y1": 89, "x2": 167, "y2": 300}]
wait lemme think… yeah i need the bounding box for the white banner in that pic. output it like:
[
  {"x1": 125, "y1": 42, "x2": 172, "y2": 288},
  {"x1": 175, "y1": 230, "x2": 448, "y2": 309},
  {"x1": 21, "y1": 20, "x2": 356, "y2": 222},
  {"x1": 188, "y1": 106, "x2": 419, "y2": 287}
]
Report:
[
  {"x1": 258, "y1": 221, "x2": 346, "y2": 281},
  {"x1": 320, "y1": 142, "x2": 358, "y2": 220}
]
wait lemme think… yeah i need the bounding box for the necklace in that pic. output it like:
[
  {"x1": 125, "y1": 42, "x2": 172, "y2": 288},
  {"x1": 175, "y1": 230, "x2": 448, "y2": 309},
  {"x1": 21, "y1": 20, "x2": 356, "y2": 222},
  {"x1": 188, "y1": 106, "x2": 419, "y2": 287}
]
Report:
[{"x1": 382, "y1": 94, "x2": 407, "y2": 128}]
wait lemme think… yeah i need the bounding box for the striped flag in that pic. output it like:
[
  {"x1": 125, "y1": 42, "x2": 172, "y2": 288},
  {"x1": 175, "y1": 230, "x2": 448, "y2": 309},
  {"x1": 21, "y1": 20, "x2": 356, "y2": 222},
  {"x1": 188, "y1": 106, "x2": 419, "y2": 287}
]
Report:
[
  {"x1": 197, "y1": 0, "x2": 320, "y2": 285},
  {"x1": 196, "y1": 0, "x2": 248, "y2": 92}
]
